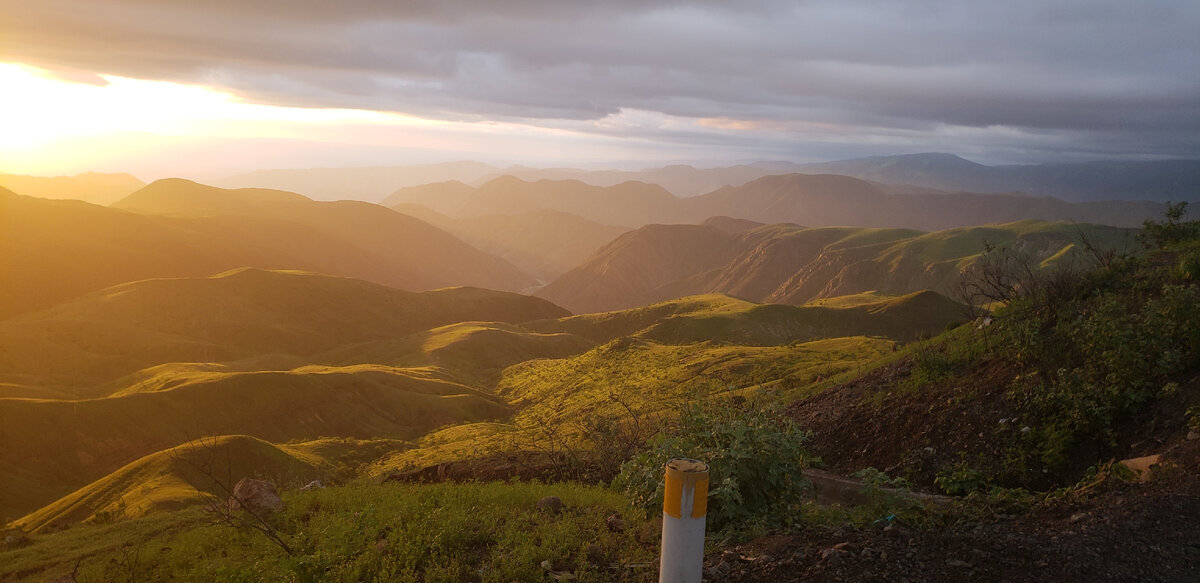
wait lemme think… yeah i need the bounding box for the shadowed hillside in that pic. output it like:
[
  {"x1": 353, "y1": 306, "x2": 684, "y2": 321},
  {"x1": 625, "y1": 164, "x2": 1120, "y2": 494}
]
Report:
[
  {"x1": 0, "y1": 269, "x2": 568, "y2": 392},
  {"x1": 0, "y1": 183, "x2": 534, "y2": 317},
  {"x1": 538, "y1": 220, "x2": 1134, "y2": 314}
]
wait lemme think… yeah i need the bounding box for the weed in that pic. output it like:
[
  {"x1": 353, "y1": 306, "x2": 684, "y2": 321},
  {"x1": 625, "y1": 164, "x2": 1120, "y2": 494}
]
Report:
[{"x1": 614, "y1": 397, "x2": 813, "y2": 532}]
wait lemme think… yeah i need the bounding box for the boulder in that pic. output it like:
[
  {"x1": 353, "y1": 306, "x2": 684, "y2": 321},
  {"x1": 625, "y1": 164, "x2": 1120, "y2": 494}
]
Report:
[
  {"x1": 536, "y1": 496, "x2": 563, "y2": 513},
  {"x1": 228, "y1": 477, "x2": 284, "y2": 514}
]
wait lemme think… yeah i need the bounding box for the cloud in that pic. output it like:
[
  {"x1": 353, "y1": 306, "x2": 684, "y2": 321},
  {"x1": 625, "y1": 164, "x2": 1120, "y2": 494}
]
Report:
[{"x1": 3, "y1": 0, "x2": 1198, "y2": 162}]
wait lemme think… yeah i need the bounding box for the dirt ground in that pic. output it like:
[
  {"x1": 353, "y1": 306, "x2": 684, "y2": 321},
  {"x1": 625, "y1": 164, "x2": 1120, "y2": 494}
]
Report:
[{"x1": 706, "y1": 467, "x2": 1200, "y2": 582}]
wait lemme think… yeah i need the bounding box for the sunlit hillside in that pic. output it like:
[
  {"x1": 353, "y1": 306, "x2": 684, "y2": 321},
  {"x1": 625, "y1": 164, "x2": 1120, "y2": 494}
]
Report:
[
  {"x1": 0, "y1": 268, "x2": 567, "y2": 392},
  {"x1": 538, "y1": 219, "x2": 1135, "y2": 313}
]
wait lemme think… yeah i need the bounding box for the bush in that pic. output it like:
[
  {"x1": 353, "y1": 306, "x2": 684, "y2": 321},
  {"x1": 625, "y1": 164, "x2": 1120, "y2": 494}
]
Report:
[{"x1": 613, "y1": 398, "x2": 814, "y2": 532}]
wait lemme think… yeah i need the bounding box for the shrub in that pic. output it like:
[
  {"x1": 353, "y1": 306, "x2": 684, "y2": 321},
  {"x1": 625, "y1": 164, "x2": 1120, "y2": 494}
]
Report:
[{"x1": 613, "y1": 398, "x2": 814, "y2": 532}]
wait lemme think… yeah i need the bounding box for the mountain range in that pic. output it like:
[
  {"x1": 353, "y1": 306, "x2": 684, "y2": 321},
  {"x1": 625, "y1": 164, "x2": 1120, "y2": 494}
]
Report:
[
  {"x1": 0, "y1": 181, "x2": 534, "y2": 318},
  {"x1": 386, "y1": 173, "x2": 1165, "y2": 232},
  {"x1": 215, "y1": 154, "x2": 1199, "y2": 202}
]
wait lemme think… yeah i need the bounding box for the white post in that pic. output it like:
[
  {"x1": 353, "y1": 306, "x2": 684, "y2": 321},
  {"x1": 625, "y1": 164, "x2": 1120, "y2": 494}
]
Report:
[{"x1": 659, "y1": 458, "x2": 709, "y2": 583}]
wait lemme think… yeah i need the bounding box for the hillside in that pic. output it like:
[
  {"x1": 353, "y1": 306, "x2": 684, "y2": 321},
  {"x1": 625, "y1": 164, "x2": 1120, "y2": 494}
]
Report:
[
  {"x1": 0, "y1": 269, "x2": 568, "y2": 392},
  {"x1": 388, "y1": 204, "x2": 630, "y2": 282},
  {"x1": 0, "y1": 171, "x2": 145, "y2": 205},
  {"x1": 12, "y1": 435, "x2": 326, "y2": 533},
  {"x1": 537, "y1": 220, "x2": 1134, "y2": 314},
  {"x1": 527, "y1": 292, "x2": 965, "y2": 346},
  {"x1": 0, "y1": 364, "x2": 509, "y2": 521},
  {"x1": 0, "y1": 182, "x2": 534, "y2": 317}
]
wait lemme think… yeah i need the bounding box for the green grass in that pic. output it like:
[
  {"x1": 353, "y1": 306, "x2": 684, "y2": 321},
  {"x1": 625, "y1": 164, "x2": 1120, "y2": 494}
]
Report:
[
  {"x1": 2, "y1": 482, "x2": 658, "y2": 583},
  {"x1": 373, "y1": 335, "x2": 893, "y2": 475}
]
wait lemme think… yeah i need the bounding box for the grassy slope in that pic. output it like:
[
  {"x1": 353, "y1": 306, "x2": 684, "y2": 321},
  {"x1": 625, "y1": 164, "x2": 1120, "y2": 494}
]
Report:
[
  {"x1": 528, "y1": 292, "x2": 966, "y2": 346},
  {"x1": 538, "y1": 219, "x2": 1137, "y2": 314},
  {"x1": 372, "y1": 334, "x2": 894, "y2": 474},
  {"x1": 1, "y1": 482, "x2": 657, "y2": 583},
  {"x1": 13, "y1": 435, "x2": 323, "y2": 532},
  {"x1": 0, "y1": 268, "x2": 568, "y2": 392},
  {"x1": 0, "y1": 365, "x2": 508, "y2": 521}
]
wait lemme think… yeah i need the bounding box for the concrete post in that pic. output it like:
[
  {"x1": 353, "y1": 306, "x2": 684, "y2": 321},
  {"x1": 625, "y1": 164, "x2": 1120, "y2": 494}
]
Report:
[{"x1": 659, "y1": 458, "x2": 709, "y2": 583}]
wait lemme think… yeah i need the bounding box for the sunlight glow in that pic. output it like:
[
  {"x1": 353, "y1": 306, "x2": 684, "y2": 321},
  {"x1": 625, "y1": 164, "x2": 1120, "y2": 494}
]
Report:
[{"x1": 0, "y1": 63, "x2": 439, "y2": 151}]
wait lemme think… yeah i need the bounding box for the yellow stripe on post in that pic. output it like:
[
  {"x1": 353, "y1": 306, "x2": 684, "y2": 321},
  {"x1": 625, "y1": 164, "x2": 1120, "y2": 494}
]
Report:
[{"x1": 660, "y1": 458, "x2": 708, "y2": 583}]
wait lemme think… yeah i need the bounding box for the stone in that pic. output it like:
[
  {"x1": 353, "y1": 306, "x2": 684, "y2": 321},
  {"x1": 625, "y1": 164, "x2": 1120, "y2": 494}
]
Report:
[
  {"x1": 301, "y1": 479, "x2": 324, "y2": 491},
  {"x1": 228, "y1": 477, "x2": 283, "y2": 514},
  {"x1": 605, "y1": 513, "x2": 625, "y2": 532},
  {"x1": 537, "y1": 496, "x2": 563, "y2": 513}
]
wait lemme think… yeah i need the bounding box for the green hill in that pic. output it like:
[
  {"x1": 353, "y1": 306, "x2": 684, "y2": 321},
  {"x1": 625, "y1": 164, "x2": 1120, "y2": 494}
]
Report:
[
  {"x1": 537, "y1": 220, "x2": 1135, "y2": 314},
  {"x1": 0, "y1": 364, "x2": 508, "y2": 521},
  {"x1": 0, "y1": 269, "x2": 568, "y2": 392},
  {"x1": 527, "y1": 292, "x2": 965, "y2": 346},
  {"x1": 12, "y1": 435, "x2": 324, "y2": 533}
]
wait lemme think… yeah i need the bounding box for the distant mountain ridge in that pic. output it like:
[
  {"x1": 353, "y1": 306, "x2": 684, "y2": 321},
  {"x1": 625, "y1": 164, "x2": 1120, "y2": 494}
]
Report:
[
  {"x1": 790, "y1": 153, "x2": 1200, "y2": 203},
  {"x1": 386, "y1": 174, "x2": 1165, "y2": 232},
  {"x1": 0, "y1": 171, "x2": 145, "y2": 205}
]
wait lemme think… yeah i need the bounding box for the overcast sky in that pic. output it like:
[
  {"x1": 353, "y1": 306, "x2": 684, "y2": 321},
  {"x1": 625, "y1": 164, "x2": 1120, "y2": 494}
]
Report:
[{"x1": 2, "y1": 0, "x2": 1198, "y2": 175}]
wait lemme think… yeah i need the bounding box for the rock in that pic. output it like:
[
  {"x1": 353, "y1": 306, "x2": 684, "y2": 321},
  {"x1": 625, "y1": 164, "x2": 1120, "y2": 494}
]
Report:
[
  {"x1": 946, "y1": 558, "x2": 972, "y2": 568},
  {"x1": 820, "y1": 547, "x2": 848, "y2": 566},
  {"x1": 537, "y1": 496, "x2": 563, "y2": 513},
  {"x1": 301, "y1": 479, "x2": 324, "y2": 491},
  {"x1": 1020, "y1": 426, "x2": 1032, "y2": 434},
  {"x1": 1187, "y1": 430, "x2": 1198, "y2": 441},
  {"x1": 605, "y1": 514, "x2": 625, "y2": 532},
  {"x1": 228, "y1": 477, "x2": 283, "y2": 515}
]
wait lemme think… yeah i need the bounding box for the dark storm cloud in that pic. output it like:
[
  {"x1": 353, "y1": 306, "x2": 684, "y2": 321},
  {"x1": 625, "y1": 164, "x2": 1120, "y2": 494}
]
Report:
[{"x1": 3, "y1": 0, "x2": 1198, "y2": 161}]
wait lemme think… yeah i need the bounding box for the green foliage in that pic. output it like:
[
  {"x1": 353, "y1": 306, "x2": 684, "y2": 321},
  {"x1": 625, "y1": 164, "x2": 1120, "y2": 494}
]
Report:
[
  {"x1": 934, "y1": 460, "x2": 987, "y2": 495},
  {"x1": 896, "y1": 327, "x2": 984, "y2": 393},
  {"x1": 1007, "y1": 281, "x2": 1200, "y2": 467},
  {"x1": 853, "y1": 467, "x2": 912, "y2": 492},
  {"x1": 1140, "y1": 201, "x2": 1200, "y2": 249},
  {"x1": 1186, "y1": 405, "x2": 1200, "y2": 432},
  {"x1": 614, "y1": 398, "x2": 813, "y2": 532}
]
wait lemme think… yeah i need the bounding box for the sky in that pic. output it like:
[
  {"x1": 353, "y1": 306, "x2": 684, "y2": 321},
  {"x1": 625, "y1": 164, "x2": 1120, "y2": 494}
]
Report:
[{"x1": 2, "y1": 0, "x2": 1198, "y2": 179}]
